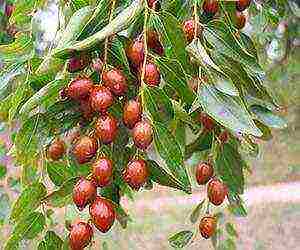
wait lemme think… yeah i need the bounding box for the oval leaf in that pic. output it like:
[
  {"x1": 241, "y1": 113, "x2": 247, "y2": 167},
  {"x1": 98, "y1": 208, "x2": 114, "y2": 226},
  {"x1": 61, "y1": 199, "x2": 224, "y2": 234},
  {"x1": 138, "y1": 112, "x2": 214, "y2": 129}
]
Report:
[
  {"x1": 168, "y1": 230, "x2": 194, "y2": 249},
  {"x1": 190, "y1": 199, "x2": 205, "y2": 224}
]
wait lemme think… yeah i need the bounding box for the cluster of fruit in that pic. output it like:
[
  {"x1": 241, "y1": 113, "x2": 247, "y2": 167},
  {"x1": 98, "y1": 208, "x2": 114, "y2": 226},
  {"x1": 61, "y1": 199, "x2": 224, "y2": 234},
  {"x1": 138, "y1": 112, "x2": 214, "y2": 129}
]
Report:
[{"x1": 1, "y1": 1, "x2": 17, "y2": 38}]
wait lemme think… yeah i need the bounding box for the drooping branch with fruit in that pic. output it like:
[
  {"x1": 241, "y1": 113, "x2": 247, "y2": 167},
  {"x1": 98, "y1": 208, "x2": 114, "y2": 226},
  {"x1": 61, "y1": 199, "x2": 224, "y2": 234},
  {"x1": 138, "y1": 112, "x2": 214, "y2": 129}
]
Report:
[{"x1": 0, "y1": 0, "x2": 294, "y2": 249}]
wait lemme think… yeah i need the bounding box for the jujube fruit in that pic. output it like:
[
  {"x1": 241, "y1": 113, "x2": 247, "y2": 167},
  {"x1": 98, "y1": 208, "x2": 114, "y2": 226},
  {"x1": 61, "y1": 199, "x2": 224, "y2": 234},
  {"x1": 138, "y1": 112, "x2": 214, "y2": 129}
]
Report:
[
  {"x1": 90, "y1": 86, "x2": 114, "y2": 113},
  {"x1": 203, "y1": 0, "x2": 219, "y2": 16},
  {"x1": 126, "y1": 38, "x2": 144, "y2": 67},
  {"x1": 5, "y1": 4, "x2": 15, "y2": 18},
  {"x1": 147, "y1": 0, "x2": 161, "y2": 11},
  {"x1": 236, "y1": 0, "x2": 251, "y2": 12},
  {"x1": 91, "y1": 58, "x2": 103, "y2": 73},
  {"x1": 147, "y1": 30, "x2": 164, "y2": 55},
  {"x1": 123, "y1": 99, "x2": 142, "y2": 129},
  {"x1": 123, "y1": 159, "x2": 148, "y2": 190},
  {"x1": 132, "y1": 120, "x2": 153, "y2": 150},
  {"x1": 235, "y1": 11, "x2": 246, "y2": 30},
  {"x1": 67, "y1": 54, "x2": 90, "y2": 73},
  {"x1": 48, "y1": 138, "x2": 66, "y2": 161},
  {"x1": 73, "y1": 178, "x2": 97, "y2": 211},
  {"x1": 92, "y1": 156, "x2": 113, "y2": 187},
  {"x1": 143, "y1": 63, "x2": 160, "y2": 86},
  {"x1": 102, "y1": 68, "x2": 127, "y2": 96},
  {"x1": 72, "y1": 136, "x2": 98, "y2": 164},
  {"x1": 198, "y1": 112, "x2": 215, "y2": 131},
  {"x1": 67, "y1": 77, "x2": 93, "y2": 101},
  {"x1": 69, "y1": 221, "x2": 93, "y2": 250},
  {"x1": 195, "y1": 162, "x2": 214, "y2": 185},
  {"x1": 182, "y1": 19, "x2": 200, "y2": 43},
  {"x1": 199, "y1": 216, "x2": 217, "y2": 239},
  {"x1": 89, "y1": 196, "x2": 116, "y2": 233},
  {"x1": 207, "y1": 178, "x2": 228, "y2": 206},
  {"x1": 219, "y1": 130, "x2": 229, "y2": 144},
  {"x1": 95, "y1": 114, "x2": 118, "y2": 144},
  {"x1": 79, "y1": 97, "x2": 94, "y2": 120}
]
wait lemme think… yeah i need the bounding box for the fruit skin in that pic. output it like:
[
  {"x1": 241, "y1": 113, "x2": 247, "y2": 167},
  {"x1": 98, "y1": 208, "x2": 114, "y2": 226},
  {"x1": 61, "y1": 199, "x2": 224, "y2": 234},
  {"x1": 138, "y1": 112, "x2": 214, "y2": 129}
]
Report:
[
  {"x1": 132, "y1": 121, "x2": 153, "y2": 150},
  {"x1": 203, "y1": 0, "x2": 219, "y2": 16},
  {"x1": 123, "y1": 99, "x2": 142, "y2": 129},
  {"x1": 235, "y1": 11, "x2": 246, "y2": 30},
  {"x1": 67, "y1": 77, "x2": 93, "y2": 101},
  {"x1": 73, "y1": 136, "x2": 98, "y2": 164},
  {"x1": 123, "y1": 159, "x2": 149, "y2": 190},
  {"x1": 147, "y1": 30, "x2": 164, "y2": 55},
  {"x1": 126, "y1": 38, "x2": 144, "y2": 67},
  {"x1": 147, "y1": 0, "x2": 161, "y2": 11},
  {"x1": 236, "y1": 0, "x2": 251, "y2": 12},
  {"x1": 89, "y1": 196, "x2": 116, "y2": 233},
  {"x1": 69, "y1": 221, "x2": 93, "y2": 250},
  {"x1": 79, "y1": 97, "x2": 94, "y2": 120},
  {"x1": 73, "y1": 178, "x2": 97, "y2": 211},
  {"x1": 91, "y1": 58, "x2": 103, "y2": 73},
  {"x1": 67, "y1": 54, "x2": 90, "y2": 73},
  {"x1": 90, "y1": 86, "x2": 114, "y2": 113},
  {"x1": 198, "y1": 112, "x2": 215, "y2": 131},
  {"x1": 207, "y1": 178, "x2": 228, "y2": 206},
  {"x1": 195, "y1": 162, "x2": 214, "y2": 185},
  {"x1": 102, "y1": 68, "x2": 127, "y2": 96},
  {"x1": 5, "y1": 4, "x2": 15, "y2": 18},
  {"x1": 219, "y1": 130, "x2": 229, "y2": 144},
  {"x1": 143, "y1": 63, "x2": 160, "y2": 86},
  {"x1": 199, "y1": 216, "x2": 217, "y2": 239},
  {"x1": 48, "y1": 138, "x2": 66, "y2": 161},
  {"x1": 95, "y1": 114, "x2": 118, "y2": 144},
  {"x1": 182, "y1": 19, "x2": 200, "y2": 43},
  {"x1": 92, "y1": 157, "x2": 113, "y2": 187}
]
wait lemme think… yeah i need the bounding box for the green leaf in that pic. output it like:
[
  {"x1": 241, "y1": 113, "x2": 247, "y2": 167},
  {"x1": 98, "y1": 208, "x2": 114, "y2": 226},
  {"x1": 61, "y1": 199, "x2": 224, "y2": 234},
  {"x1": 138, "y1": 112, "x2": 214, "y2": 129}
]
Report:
[
  {"x1": 5, "y1": 212, "x2": 45, "y2": 250},
  {"x1": 254, "y1": 120, "x2": 273, "y2": 141},
  {"x1": 115, "y1": 205, "x2": 132, "y2": 229},
  {"x1": 0, "y1": 164, "x2": 7, "y2": 179},
  {"x1": 70, "y1": 0, "x2": 90, "y2": 11},
  {"x1": 168, "y1": 230, "x2": 194, "y2": 249},
  {"x1": 155, "y1": 57, "x2": 195, "y2": 106},
  {"x1": 198, "y1": 84, "x2": 262, "y2": 137},
  {"x1": 225, "y1": 223, "x2": 238, "y2": 238},
  {"x1": 53, "y1": 0, "x2": 144, "y2": 58},
  {"x1": 38, "y1": 231, "x2": 63, "y2": 250},
  {"x1": 46, "y1": 160, "x2": 76, "y2": 186},
  {"x1": 190, "y1": 199, "x2": 205, "y2": 224},
  {"x1": 44, "y1": 177, "x2": 79, "y2": 207},
  {"x1": 227, "y1": 192, "x2": 247, "y2": 217},
  {"x1": 250, "y1": 105, "x2": 287, "y2": 129},
  {"x1": 185, "y1": 131, "x2": 213, "y2": 159},
  {"x1": 147, "y1": 160, "x2": 188, "y2": 193},
  {"x1": 142, "y1": 85, "x2": 174, "y2": 123},
  {"x1": 0, "y1": 191, "x2": 10, "y2": 225},
  {"x1": 153, "y1": 122, "x2": 191, "y2": 194},
  {"x1": 10, "y1": 182, "x2": 47, "y2": 223}
]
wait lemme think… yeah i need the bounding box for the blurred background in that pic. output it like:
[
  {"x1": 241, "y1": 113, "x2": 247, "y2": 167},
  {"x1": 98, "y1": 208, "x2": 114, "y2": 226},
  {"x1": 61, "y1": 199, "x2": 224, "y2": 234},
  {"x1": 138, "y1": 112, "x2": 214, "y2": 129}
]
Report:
[{"x1": 0, "y1": 0, "x2": 299, "y2": 249}]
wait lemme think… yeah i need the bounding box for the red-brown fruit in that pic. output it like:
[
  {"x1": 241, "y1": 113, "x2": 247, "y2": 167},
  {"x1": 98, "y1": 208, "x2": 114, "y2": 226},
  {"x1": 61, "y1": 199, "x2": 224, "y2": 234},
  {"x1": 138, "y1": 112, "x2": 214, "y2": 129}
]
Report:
[
  {"x1": 195, "y1": 162, "x2": 214, "y2": 185},
  {"x1": 89, "y1": 197, "x2": 116, "y2": 233},
  {"x1": 236, "y1": 0, "x2": 251, "y2": 11},
  {"x1": 95, "y1": 114, "x2": 118, "y2": 144},
  {"x1": 73, "y1": 136, "x2": 98, "y2": 164},
  {"x1": 69, "y1": 221, "x2": 93, "y2": 250},
  {"x1": 147, "y1": 0, "x2": 161, "y2": 11},
  {"x1": 90, "y1": 86, "x2": 113, "y2": 113},
  {"x1": 147, "y1": 30, "x2": 164, "y2": 55},
  {"x1": 219, "y1": 130, "x2": 229, "y2": 144},
  {"x1": 199, "y1": 216, "x2": 217, "y2": 239},
  {"x1": 92, "y1": 157, "x2": 113, "y2": 187},
  {"x1": 79, "y1": 97, "x2": 94, "y2": 120},
  {"x1": 207, "y1": 178, "x2": 228, "y2": 206},
  {"x1": 199, "y1": 112, "x2": 215, "y2": 131},
  {"x1": 67, "y1": 54, "x2": 90, "y2": 73},
  {"x1": 73, "y1": 178, "x2": 97, "y2": 211},
  {"x1": 67, "y1": 77, "x2": 93, "y2": 101},
  {"x1": 123, "y1": 159, "x2": 149, "y2": 190},
  {"x1": 235, "y1": 11, "x2": 246, "y2": 30},
  {"x1": 102, "y1": 68, "x2": 127, "y2": 96},
  {"x1": 91, "y1": 58, "x2": 103, "y2": 72},
  {"x1": 48, "y1": 138, "x2": 66, "y2": 161},
  {"x1": 143, "y1": 63, "x2": 160, "y2": 86},
  {"x1": 126, "y1": 38, "x2": 144, "y2": 67},
  {"x1": 123, "y1": 99, "x2": 142, "y2": 129},
  {"x1": 203, "y1": 0, "x2": 219, "y2": 16},
  {"x1": 132, "y1": 121, "x2": 153, "y2": 150},
  {"x1": 182, "y1": 19, "x2": 200, "y2": 43},
  {"x1": 5, "y1": 4, "x2": 15, "y2": 18}
]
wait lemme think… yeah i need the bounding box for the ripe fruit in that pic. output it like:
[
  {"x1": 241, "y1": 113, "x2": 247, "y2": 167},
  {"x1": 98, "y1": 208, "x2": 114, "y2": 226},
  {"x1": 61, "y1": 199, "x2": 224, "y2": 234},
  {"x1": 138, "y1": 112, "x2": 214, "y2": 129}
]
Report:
[
  {"x1": 79, "y1": 97, "x2": 94, "y2": 120},
  {"x1": 199, "y1": 216, "x2": 217, "y2": 239},
  {"x1": 147, "y1": 30, "x2": 164, "y2": 55},
  {"x1": 92, "y1": 157, "x2": 113, "y2": 187},
  {"x1": 69, "y1": 221, "x2": 93, "y2": 250},
  {"x1": 5, "y1": 4, "x2": 15, "y2": 18},
  {"x1": 236, "y1": 0, "x2": 251, "y2": 12},
  {"x1": 102, "y1": 68, "x2": 127, "y2": 96},
  {"x1": 235, "y1": 11, "x2": 246, "y2": 30},
  {"x1": 123, "y1": 159, "x2": 148, "y2": 190},
  {"x1": 67, "y1": 77, "x2": 93, "y2": 101},
  {"x1": 89, "y1": 197, "x2": 116, "y2": 233},
  {"x1": 147, "y1": 0, "x2": 160, "y2": 11},
  {"x1": 67, "y1": 54, "x2": 90, "y2": 73},
  {"x1": 132, "y1": 121, "x2": 153, "y2": 150},
  {"x1": 126, "y1": 38, "x2": 144, "y2": 67},
  {"x1": 219, "y1": 130, "x2": 229, "y2": 144},
  {"x1": 182, "y1": 19, "x2": 200, "y2": 43},
  {"x1": 207, "y1": 178, "x2": 228, "y2": 206},
  {"x1": 195, "y1": 162, "x2": 214, "y2": 185},
  {"x1": 143, "y1": 63, "x2": 160, "y2": 86},
  {"x1": 95, "y1": 114, "x2": 118, "y2": 144},
  {"x1": 73, "y1": 178, "x2": 97, "y2": 211},
  {"x1": 91, "y1": 58, "x2": 103, "y2": 72},
  {"x1": 48, "y1": 138, "x2": 66, "y2": 161},
  {"x1": 199, "y1": 112, "x2": 215, "y2": 131},
  {"x1": 123, "y1": 99, "x2": 142, "y2": 129},
  {"x1": 203, "y1": 0, "x2": 219, "y2": 16},
  {"x1": 90, "y1": 86, "x2": 113, "y2": 113},
  {"x1": 73, "y1": 136, "x2": 98, "y2": 164}
]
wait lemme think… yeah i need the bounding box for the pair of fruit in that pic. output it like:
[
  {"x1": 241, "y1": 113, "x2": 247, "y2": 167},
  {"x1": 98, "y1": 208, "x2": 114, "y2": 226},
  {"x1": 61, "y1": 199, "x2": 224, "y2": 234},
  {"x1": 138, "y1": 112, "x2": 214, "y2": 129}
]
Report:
[{"x1": 235, "y1": 0, "x2": 252, "y2": 30}]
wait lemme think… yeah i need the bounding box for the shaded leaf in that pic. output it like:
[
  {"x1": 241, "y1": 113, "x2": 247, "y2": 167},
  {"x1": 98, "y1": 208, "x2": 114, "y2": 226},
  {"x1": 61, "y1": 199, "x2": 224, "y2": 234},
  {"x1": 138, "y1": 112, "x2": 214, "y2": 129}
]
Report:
[
  {"x1": 46, "y1": 160, "x2": 76, "y2": 186},
  {"x1": 168, "y1": 230, "x2": 194, "y2": 249},
  {"x1": 38, "y1": 231, "x2": 63, "y2": 250},
  {"x1": 185, "y1": 131, "x2": 213, "y2": 159},
  {"x1": 190, "y1": 199, "x2": 205, "y2": 224},
  {"x1": 227, "y1": 192, "x2": 247, "y2": 217},
  {"x1": 116, "y1": 205, "x2": 132, "y2": 229}
]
